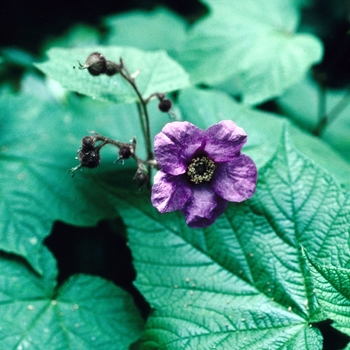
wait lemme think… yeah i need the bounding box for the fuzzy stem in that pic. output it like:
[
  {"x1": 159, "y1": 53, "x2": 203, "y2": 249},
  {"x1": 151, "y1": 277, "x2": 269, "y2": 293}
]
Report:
[{"x1": 92, "y1": 133, "x2": 158, "y2": 169}]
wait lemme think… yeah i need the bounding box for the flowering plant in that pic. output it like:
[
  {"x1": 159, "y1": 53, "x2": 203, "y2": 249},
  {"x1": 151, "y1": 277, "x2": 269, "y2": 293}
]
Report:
[
  {"x1": 2, "y1": 1, "x2": 350, "y2": 349},
  {"x1": 152, "y1": 120, "x2": 257, "y2": 227}
]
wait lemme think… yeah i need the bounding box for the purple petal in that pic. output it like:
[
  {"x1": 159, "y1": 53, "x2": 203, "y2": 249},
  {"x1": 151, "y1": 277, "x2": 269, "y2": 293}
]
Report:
[
  {"x1": 181, "y1": 184, "x2": 227, "y2": 228},
  {"x1": 154, "y1": 122, "x2": 205, "y2": 175},
  {"x1": 204, "y1": 120, "x2": 247, "y2": 162},
  {"x1": 211, "y1": 154, "x2": 257, "y2": 202},
  {"x1": 151, "y1": 171, "x2": 191, "y2": 213}
]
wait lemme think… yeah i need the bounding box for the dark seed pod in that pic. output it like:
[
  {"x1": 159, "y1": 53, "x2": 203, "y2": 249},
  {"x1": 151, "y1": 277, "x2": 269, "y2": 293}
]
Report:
[
  {"x1": 134, "y1": 166, "x2": 149, "y2": 190},
  {"x1": 158, "y1": 99, "x2": 172, "y2": 112},
  {"x1": 81, "y1": 136, "x2": 96, "y2": 151},
  {"x1": 118, "y1": 144, "x2": 133, "y2": 160},
  {"x1": 78, "y1": 149, "x2": 101, "y2": 168},
  {"x1": 106, "y1": 60, "x2": 120, "y2": 76},
  {"x1": 84, "y1": 52, "x2": 107, "y2": 76}
]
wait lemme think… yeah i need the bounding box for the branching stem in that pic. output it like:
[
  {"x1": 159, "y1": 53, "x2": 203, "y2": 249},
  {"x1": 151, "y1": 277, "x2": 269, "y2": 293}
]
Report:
[{"x1": 92, "y1": 132, "x2": 159, "y2": 170}]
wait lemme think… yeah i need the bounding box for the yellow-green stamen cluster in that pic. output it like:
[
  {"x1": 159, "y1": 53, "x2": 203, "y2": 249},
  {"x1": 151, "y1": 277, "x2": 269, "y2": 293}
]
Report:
[{"x1": 187, "y1": 156, "x2": 216, "y2": 184}]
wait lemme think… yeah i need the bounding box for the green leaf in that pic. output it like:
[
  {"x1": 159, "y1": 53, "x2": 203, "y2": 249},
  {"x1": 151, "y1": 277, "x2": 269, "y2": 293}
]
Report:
[
  {"x1": 104, "y1": 7, "x2": 187, "y2": 54},
  {"x1": 278, "y1": 74, "x2": 350, "y2": 164},
  {"x1": 178, "y1": 87, "x2": 350, "y2": 189},
  {"x1": 107, "y1": 129, "x2": 350, "y2": 348},
  {"x1": 177, "y1": 0, "x2": 323, "y2": 105},
  {"x1": 1, "y1": 48, "x2": 35, "y2": 68},
  {"x1": 36, "y1": 46, "x2": 190, "y2": 104},
  {"x1": 0, "y1": 250, "x2": 143, "y2": 349},
  {"x1": 303, "y1": 248, "x2": 350, "y2": 337},
  {"x1": 42, "y1": 24, "x2": 101, "y2": 51},
  {"x1": 20, "y1": 72, "x2": 67, "y2": 101},
  {"x1": 0, "y1": 91, "x2": 166, "y2": 273}
]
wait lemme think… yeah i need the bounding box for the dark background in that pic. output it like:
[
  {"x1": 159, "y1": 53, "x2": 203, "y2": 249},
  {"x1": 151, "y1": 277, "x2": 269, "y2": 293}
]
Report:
[{"x1": 0, "y1": 0, "x2": 203, "y2": 53}]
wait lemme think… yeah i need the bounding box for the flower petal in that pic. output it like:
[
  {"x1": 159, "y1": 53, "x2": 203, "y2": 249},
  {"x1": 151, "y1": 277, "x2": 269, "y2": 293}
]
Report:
[
  {"x1": 211, "y1": 154, "x2": 257, "y2": 202},
  {"x1": 154, "y1": 122, "x2": 205, "y2": 175},
  {"x1": 204, "y1": 120, "x2": 247, "y2": 162},
  {"x1": 181, "y1": 184, "x2": 227, "y2": 228},
  {"x1": 151, "y1": 171, "x2": 191, "y2": 213}
]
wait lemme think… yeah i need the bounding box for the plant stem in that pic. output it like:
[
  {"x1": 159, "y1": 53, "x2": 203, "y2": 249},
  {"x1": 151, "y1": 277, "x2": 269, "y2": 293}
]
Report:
[
  {"x1": 92, "y1": 133, "x2": 158, "y2": 169},
  {"x1": 327, "y1": 89, "x2": 350, "y2": 124},
  {"x1": 136, "y1": 102, "x2": 147, "y2": 147},
  {"x1": 313, "y1": 83, "x2": 327, "y2": 136},
  {"x1": 117, "y1": 59, "x2": 153, "y2": 186},
  {"x1": 313, "y1": 87, "x2": 350, "y2": 136}
]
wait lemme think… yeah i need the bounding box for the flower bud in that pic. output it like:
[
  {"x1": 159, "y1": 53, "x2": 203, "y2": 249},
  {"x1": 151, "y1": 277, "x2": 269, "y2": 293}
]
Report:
[
  {"x1": 78, "y1": 149, "x2": 101, "y2": 168},
  {"x1": 106, "y1": 60, "x2": 120, "y2": 76},
  {"x1": 81, "y1": 136, "x2": 96, "y2": 151},
  {"x1": 84, "y1": 52, "x2": 107, "y2": 76},
  {"x1": 158, "y1": 98, "x2": 172, "y2": 112},
  {"x1": 134, "y1": 165, "x2": 149, "y2": 190},
  {"x1": 118, "y1": 144, "x2": 133, "y2": 160}
]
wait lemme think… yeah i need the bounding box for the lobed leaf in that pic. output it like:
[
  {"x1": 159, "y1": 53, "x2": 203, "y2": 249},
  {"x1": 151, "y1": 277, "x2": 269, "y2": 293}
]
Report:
[
  {"x1": 104, "y1": 7, "x2": 187, "y2": 54},
  {"x1": 303, "y1": 248, "x2": 350, "y2": 337},
  {"x1": 0, "y1": 250, "x2": 143, "y2": 349},
  {"x1": 107, "y1": 129, "x2": 350, "y2": 348},
  {"x1": 36, "y1": 46, "x2": 190, "y2": 105},
  {"x1": 279, "y1": 74, "x2": 350, "y2": 164},
  {"x1": 177, "y1": 0, "x2": 323, "y2": 105}
]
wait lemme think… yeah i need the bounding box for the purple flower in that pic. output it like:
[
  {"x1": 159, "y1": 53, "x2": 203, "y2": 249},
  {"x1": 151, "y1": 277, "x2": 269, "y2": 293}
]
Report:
[{"x1": 151, "y1": 120, "x2": 258, "y2": 228}]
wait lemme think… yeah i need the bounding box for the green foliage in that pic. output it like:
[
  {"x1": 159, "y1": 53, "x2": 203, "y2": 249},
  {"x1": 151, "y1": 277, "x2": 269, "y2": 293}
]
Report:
[
  {"x1": 178, "y1": 88, "x2": 350, "y2": 189},
  {"x1": 0, "y1": 249, "x2": 143, "y2": 349},
  {"x1": 279, "y1": 75, "x2": 350, "y2": 163},
  {"x1": 303, "y1": 248, "x2": 350, "y2": 337},
  {"x1": 104, "y1": 8, "x2": 187, "y2": 54},
  {"x1": 0, "y1": 90, "x2": 166, "y2": 273},
  {"x1": 89, "y1": 3, "x2": 322, "y2": 105},
  {"x1": 1, "y1": 48, "x2": 35, "y2": 68},
  {"x1": 2, "y1": 1, "x2": 350, "y2": 349},
  {"x1": 42, "y1": 24, "x2": 101, "y2": 51},
  {"x1": 108, "y1": 129, "x2": 350, "y2": 349},
  {"x1": 36, "y1": 46, "x2": 190, "y2": 105},
  {"x1": 176, "y1": 0, "x2": 323, "y2": 105}
]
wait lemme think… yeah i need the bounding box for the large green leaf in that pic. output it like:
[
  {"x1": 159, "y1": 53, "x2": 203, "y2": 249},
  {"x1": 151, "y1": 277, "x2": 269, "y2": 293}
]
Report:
[
  {"x1": 104, "y1": 8, "x2": 187, "y2": 54},
  {"x1": 278, "y1": 74, "x2": 350, "y2": 164},
  {"x1": 0, "y1": 249, "x2": 143, "y2": 349},
  {"x1": 108, "y1": 130, "x2": 350, "y2": 348},
  {"x1": 0, "y1": 90, "x2": 166, "y2": 273},
  {"x1": 303, "y1": 248, "x2": 350, "y2": 337},
  {"x1": 178, "y1": 88, "x2": 350, "y2": 189},
  {"x1": 36, "y1": 46, "x2": 190, "y2": 104},
  {"x1": 177, "y1": 0, "x2": 323, "y2": 105}
]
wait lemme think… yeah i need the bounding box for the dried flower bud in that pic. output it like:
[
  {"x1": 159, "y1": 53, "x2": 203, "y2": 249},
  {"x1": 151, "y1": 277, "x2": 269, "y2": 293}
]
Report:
[
  {"x1": 84, "y1": 52, "x2": 107, "y2": 76},
  {"x1": 106, "y1": 61, "x2": 120, "y2": 76},
  {"x1": 78, "y1": 149, "x2": 101, "y2": 168},
  {"x1": 134, "y1": 165, "x2": 149, "y2": 190},
  {"x1": 118, "y1": 144, "x2": 133, "y2": 161},
  {"x1": 81, "y1": 136, "x2": 96, "y2": 151},
  {"x1": 158, "y1": 99, "x2": 172, "y2": 112}
]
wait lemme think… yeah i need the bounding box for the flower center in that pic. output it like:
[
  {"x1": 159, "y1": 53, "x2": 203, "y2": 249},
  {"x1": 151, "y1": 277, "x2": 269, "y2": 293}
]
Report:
[{"x1": 187, "y1": 156, "x2": 216, "y2": 184}]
